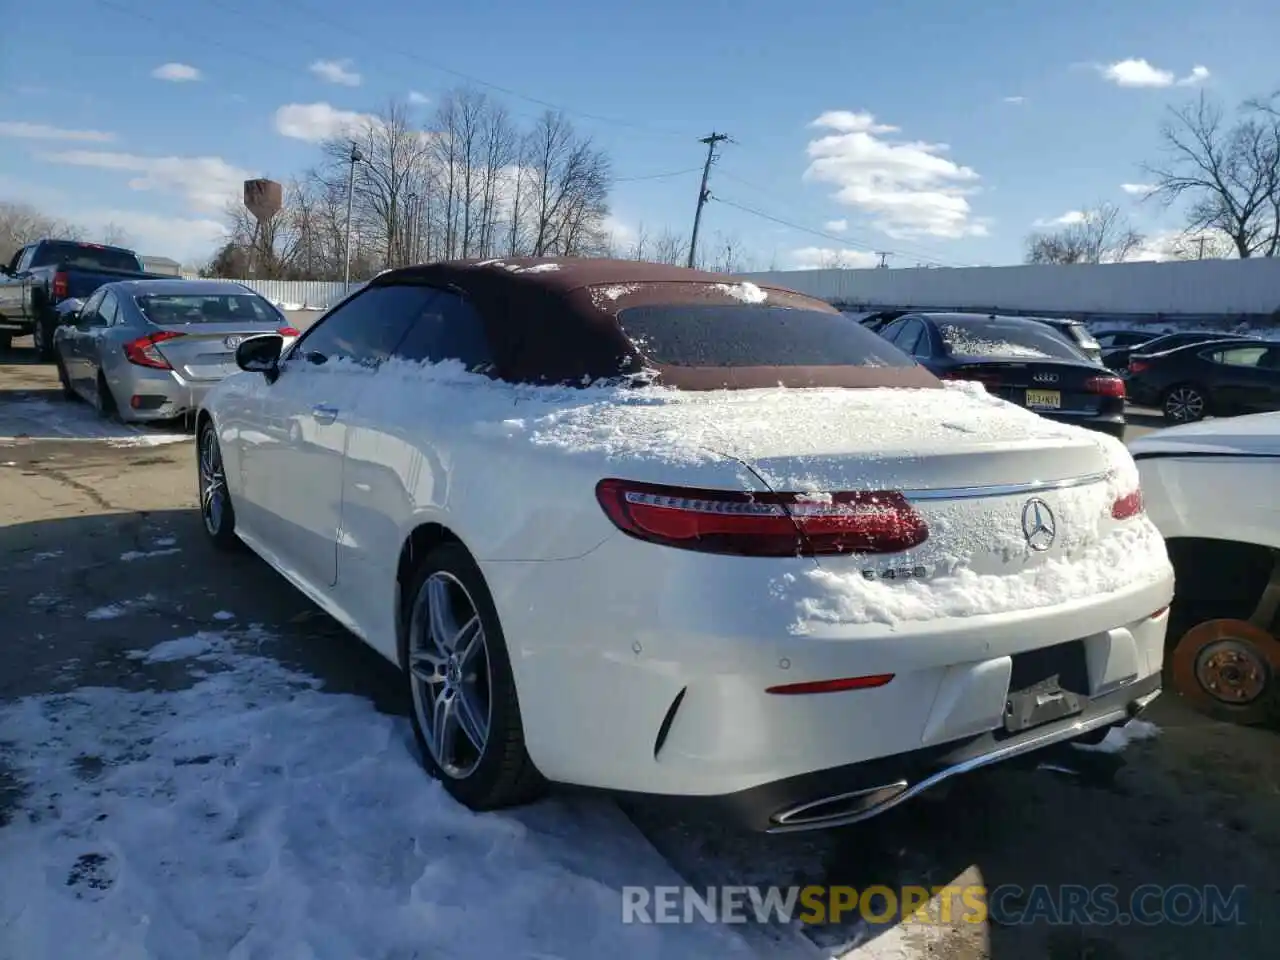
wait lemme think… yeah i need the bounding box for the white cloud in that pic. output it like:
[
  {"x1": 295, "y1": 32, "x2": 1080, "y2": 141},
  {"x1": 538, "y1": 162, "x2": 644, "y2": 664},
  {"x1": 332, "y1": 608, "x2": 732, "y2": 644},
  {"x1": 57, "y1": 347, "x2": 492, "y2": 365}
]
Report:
[
  {"x1": 1003, "y1": 96, "x2": 1027, "y2": 105},
  {"x1": 408, "y1": 91, "x2": 431, "y2": 105},
  {"x1": 823, "y1": 218, "x2": 849, "y2": 234},
  {"x1": 1033, "y1": 210, "x2": 1088, "y2": 227},
  {"x1": 77, "y1": 208, "x2": 228, "y2": 263},
  {"x1": 37, "y1": 150, "x2": 254, "y2": 213},
  {"x1": 0, "y1": 121, "x2": 115, "y2": 142},
  {"x1": 1121, "y1": 183, "x2": 1156, "y2": 196},
  {"x1": 601, "y1": 214, "x2": 637, "y2": 248},
  {"x1": 1097, "y1": 59, "x2": 1210, "y2": 89},
  {"x1": 787, "y1": 246, "x2": 880, "y2": 270},
  {"x1": 803, "y1": 110, "x2": 986, "y2": 240},
  {"x1": 152, "y1": 62, "x2": 201, "y2": 82},
  {"x1": 274, "y1": 102, "x2": 375, "y2": 142},
  {"x1": 309, "y1": 59, "x2": 361, "y2": 87}
]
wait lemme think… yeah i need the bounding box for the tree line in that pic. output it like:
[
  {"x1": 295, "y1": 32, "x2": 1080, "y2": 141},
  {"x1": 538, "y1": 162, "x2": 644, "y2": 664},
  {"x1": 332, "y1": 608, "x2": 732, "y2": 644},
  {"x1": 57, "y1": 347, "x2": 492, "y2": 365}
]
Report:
[
  {"x1": 0, "y1": 203, "x2": 131, "y2": 265},
  {"x1": 1026, "y1": 89, "x2": 1280, "y2": 264},
  {"x1": 208, "y1": 88, "x2": 719, "y2": 281}
]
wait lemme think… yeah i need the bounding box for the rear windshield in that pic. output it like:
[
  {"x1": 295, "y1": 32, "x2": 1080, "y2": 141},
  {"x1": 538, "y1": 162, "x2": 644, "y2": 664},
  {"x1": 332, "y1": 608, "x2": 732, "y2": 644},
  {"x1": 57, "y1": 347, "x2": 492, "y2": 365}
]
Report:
[
  {"x1": 31, "y1": 242, "x2": 142, "y2": 273},
  {"x1": 616, "y1": 304, "x2": 915, "y2": 368},
  {"x1": 135, "y1": 293, "x2": 280, "y2": 325},
  {"x1": 938, "y1": 319, "x2": 1083, "y2": 361},
  {"x1": 1143, "y1": 332, "x2": 1239, "y2": 353}
]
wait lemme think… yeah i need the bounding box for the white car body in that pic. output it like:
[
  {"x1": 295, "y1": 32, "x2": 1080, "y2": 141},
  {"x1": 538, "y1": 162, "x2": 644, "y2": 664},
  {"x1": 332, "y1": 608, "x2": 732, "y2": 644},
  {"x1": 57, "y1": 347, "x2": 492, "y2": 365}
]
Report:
[
  {"x1": 1128, "y1": 412, "x2": 1280, "y2": 723},
  {"x1": 1129, "y1": 412, "x2": 1280, "y2": 549},
  {"x1": 197, "y1": 265, "x2": 1173, "y2": 831}
]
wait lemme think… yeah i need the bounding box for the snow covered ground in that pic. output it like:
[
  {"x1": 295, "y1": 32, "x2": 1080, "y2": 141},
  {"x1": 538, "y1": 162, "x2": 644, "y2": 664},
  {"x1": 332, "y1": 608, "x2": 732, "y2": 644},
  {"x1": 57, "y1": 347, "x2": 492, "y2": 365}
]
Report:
[
  {"x1": 0, "y1": 392, "x2": 189, "y2": 446},
  {"x1": 0, "y1": 626, "x2": 803, "y2": 960}
]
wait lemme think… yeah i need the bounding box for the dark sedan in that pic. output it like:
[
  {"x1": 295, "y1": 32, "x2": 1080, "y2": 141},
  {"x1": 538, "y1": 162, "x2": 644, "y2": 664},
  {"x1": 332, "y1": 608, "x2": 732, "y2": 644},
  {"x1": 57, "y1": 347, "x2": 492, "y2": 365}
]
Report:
[
  {"x1": 878, "y1": 312, "x2": 1126, "y2": 437},
  {"x1": 1125, "y1": 338, "x2": 1280, "y2": 424},
  {"x1": 1126, "y1": 330, "x2": 1257, "y2": 367},
  {"x1": 1093, "y1": 329, "x2": 1162, "y2": 370}
]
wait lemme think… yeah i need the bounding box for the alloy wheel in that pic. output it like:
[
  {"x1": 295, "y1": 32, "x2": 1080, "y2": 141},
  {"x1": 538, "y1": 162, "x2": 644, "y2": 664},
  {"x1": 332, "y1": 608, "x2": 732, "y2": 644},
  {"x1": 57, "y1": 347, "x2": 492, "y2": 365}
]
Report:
[
  {"x1": 1165, "y1": 387, "x2": 1205, "y2": 423},
  {"x1": 408, "y1": 571, "x2": 493, "y2": 779},
  {"x1": 198, "y1": 428, "x2": 227, "y2": 536}
]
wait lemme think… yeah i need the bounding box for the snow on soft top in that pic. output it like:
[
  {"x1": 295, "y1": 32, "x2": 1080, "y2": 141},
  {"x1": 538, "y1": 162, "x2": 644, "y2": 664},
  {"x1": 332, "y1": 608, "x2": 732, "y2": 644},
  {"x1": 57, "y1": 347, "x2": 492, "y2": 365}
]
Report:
[
  {"x1": 713, "y1": 281, "x2": 768, "y2": 304},
  {"x1": 0, "y1": 628, "x2": 758, "y2": 960}
]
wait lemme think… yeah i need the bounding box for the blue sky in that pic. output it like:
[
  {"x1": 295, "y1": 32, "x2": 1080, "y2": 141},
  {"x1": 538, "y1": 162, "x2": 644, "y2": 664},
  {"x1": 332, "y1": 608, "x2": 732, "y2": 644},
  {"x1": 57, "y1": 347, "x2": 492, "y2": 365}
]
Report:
[{"x1": 2, "y1": 0, "x2": 1277, "y2": 268}]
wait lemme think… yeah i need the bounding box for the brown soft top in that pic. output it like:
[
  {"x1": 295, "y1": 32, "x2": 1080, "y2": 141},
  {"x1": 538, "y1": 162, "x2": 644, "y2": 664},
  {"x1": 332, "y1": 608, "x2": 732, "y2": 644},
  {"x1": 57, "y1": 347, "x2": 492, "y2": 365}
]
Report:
[{"x1": 370, "y1": 257, "x2": 939, "y2": 390}]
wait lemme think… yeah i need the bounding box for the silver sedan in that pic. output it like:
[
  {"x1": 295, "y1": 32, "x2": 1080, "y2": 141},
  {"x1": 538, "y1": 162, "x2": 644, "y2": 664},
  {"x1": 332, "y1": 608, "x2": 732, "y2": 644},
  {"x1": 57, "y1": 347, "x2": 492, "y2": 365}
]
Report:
[{"x1": 53, "y1": 279, "x2": 298, "y2": 422}]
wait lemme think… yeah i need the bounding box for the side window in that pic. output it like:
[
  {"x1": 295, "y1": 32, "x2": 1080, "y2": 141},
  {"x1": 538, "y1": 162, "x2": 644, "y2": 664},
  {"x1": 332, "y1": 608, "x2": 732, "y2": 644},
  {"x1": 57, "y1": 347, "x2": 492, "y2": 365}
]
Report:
[
  {"x1": 895, "y1": 320, "x2": 925, "y2": 356},
  {"x1": 97, "y1": 291, "x2": 120, "y2": 327},
  {"x1": 79, "y1": 289, "x2": 106, "y2": 320},
  {"x1": 1207, "y1": 346, "x2": 1267, "y2": 367},
  {"x1": 391, "y1": 288, "x2": 493, "y2": 371},
  {"x1": 878, "y1": 319, "x2": 905, "y2": 344},
  {"x1": 289, "y1": 284, "x2": 436, "y2": 367},
  {"x1": 14, "y1": 246, "x2": 34, "y2": 272}
]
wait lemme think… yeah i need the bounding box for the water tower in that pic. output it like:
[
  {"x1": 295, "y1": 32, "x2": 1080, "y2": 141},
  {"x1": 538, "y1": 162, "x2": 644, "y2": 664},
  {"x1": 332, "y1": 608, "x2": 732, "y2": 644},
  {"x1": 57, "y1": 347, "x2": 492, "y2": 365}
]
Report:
[{"x1": 243, "y1": 178, "x2": 283, "y2": 276}]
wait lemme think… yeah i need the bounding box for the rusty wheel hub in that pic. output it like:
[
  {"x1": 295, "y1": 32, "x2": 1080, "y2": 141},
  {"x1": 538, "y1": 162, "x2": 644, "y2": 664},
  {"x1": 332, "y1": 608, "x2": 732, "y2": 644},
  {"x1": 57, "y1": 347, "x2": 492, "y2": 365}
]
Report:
[{"x1": 1171, "y1": 619, "x2": 1280, "y2": 725}]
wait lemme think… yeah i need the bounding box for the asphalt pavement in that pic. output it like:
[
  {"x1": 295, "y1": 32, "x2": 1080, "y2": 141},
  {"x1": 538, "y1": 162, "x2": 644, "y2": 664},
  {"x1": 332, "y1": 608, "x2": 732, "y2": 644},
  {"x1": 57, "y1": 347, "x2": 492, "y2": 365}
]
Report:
[{"x1": 2, "y1": 337, "x2": 1276, "y2": 960}]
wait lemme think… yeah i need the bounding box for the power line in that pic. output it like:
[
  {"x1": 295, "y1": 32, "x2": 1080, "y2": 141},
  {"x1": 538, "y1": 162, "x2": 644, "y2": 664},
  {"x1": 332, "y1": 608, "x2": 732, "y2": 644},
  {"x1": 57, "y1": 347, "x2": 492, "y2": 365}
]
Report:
[
  {"x1": 615, "y1": 167, "x2": 703, "y2": 183},
  {"x1": 714, "y1": 168, "x2": 966, "y2": 268}
]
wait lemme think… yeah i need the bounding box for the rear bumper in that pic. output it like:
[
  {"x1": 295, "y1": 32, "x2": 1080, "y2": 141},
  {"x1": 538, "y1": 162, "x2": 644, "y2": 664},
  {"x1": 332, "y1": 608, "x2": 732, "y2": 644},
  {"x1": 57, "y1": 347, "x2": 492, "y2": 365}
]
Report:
[
  {"x1": 633, "y1": 675, "x2": 1160, "y2": 833},
  {"x1": 1041, "y1": 411, "x2": 1126, "y2": 438},
  {"x1": 109, "y1": 367, "x2": 215, "y2": 421}
]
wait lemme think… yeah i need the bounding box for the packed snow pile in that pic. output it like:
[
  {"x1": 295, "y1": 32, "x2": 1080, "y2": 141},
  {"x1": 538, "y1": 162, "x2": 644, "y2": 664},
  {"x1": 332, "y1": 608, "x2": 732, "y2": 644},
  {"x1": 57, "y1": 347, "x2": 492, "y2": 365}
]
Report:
[
  {"x1": 713, "y1": 282, "x2": 769, "y2": 304},
  {"x1": 0, "y1": 628, "x2": 758, "y2": 960}
]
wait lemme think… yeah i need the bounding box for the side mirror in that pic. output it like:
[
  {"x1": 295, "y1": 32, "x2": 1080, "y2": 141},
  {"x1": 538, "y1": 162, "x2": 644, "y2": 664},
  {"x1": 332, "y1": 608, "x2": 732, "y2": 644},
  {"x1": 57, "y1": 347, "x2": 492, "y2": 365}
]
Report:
[
  {"x1": 57, "y1": 299, "x2": 84, "y2": 324},
  {"x1": 236, "y1": 333, "x2": 284, "y2": 382}
]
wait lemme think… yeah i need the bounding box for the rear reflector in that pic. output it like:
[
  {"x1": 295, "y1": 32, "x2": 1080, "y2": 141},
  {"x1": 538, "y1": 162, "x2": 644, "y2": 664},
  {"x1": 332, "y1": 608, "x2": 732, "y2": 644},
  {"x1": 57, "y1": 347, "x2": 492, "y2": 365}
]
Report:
[
  {"x1": 595, "y1": 479, "x2": 929, "y2": 557},
  {"x1": 123, "y1": 330, "x2": 185, "y2": 370},
  {"x1": 766, "y1": 674, "x2": 895, "y2": 695},
  {"x1": 1128, "y1": 359, "x2": 1150, "y2": 375},
  {"x1": 1085, "y1": 375, "x2": 1125, "y2": 398},
  {"x1": 278, "y1": 326, "x2": 300, "y2": 337},
  {"x1": 1111, "y1": 489, "x2": 1143, "y2": 520}
]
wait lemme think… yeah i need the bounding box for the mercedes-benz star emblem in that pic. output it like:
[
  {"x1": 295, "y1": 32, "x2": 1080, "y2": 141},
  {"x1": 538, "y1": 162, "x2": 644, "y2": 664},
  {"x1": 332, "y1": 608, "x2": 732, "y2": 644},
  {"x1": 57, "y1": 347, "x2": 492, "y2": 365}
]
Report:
[
  {"x1": 1021, "y1": 498, "x2": 1056, "y2": 551},
  {"x1": 224, "y1": 335, "x2": 244, "y2": 349}
]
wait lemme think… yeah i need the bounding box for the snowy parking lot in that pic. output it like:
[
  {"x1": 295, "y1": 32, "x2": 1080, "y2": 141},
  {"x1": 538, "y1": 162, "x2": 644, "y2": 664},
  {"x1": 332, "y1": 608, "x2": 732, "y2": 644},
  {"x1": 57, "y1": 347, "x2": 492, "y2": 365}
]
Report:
[{"x1": 2, "y1": 343, "x2": 1279, "y2": 960}]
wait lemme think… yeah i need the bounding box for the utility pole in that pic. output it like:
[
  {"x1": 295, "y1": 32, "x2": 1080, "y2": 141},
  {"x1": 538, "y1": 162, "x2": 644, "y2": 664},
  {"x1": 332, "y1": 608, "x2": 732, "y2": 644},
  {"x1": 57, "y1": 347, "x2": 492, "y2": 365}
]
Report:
[
  {"x1": 875, "y1": 251, "x2": 891, "y2": 269},
  {"x1": 687, "y1": 132, "x2": 730, "y2": 269},
  {"x1": 1195, "y1": 236, "x2": 1206, "y2": 260},
  {"x1": 343, "y1": 140, "x2": 365, "y2": 287}
]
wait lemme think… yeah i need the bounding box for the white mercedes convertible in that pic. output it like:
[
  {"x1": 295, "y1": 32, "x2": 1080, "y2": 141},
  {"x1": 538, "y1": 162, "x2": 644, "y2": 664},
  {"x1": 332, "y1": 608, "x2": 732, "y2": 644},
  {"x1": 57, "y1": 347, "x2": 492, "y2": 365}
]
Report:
[{"x1": 195, "y1": 259, "x2": 1172, "y2": 832}]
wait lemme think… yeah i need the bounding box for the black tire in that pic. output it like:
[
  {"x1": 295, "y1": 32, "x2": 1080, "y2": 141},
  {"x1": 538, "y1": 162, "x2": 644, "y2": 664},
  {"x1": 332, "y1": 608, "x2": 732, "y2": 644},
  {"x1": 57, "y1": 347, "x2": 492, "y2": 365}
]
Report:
[
  {"x1": 35, "y1": 313, "x2": 56, "y2": 362},
  {"x1": 197, "y1": 420, "x2": 240, "y2": 550},
  {"x1": 400, "y1": 542, "x2": 545, "y2": 811},
  {"x1": 0, "y1": 332, "x2": 12, "y2": 353},
  {"x1": 95, "y1": 372, "x2": 119, "y2": 420},
  {"x1": 1162, "y1": 383, "x2": 1208, "y2": 425},
  {"x1": 55, "y1": 355, "x2": 76, "y2": 399}
]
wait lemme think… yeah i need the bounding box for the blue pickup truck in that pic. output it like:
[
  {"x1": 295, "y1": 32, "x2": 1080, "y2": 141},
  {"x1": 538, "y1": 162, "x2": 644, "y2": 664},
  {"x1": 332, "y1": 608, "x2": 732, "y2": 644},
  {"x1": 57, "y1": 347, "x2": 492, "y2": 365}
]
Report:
[{"x1": 0, "y1": 239, "x2": 169, "y2": 359}]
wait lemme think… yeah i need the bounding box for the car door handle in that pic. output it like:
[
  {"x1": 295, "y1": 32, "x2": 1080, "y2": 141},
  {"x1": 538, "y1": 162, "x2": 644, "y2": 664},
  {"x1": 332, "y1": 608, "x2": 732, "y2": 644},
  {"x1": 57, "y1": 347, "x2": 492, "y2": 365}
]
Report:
[{"x1": 312, "y1": 404, "x2": 339, "y2": 424}]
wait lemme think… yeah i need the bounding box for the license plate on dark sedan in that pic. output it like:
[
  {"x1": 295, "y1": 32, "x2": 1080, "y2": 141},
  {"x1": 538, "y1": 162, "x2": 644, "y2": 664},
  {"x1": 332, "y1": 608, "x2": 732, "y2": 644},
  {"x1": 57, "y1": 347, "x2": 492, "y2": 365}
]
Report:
[{"x1": 1025, "y1": 389, "x2": 1061, "y2": 410}]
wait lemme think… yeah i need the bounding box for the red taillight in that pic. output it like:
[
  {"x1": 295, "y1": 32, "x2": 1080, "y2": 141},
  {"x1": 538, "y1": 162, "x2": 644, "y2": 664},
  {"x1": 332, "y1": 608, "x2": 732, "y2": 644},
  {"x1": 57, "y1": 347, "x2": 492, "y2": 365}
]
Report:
[
  {"x1": 1085, "y1": 375, "x2": 1126, "y2": 398},
  {"x1": 594, "y1": 479, "x2": 929, "y2": 557},
  {"x1": 123, "y1": 330, "x2": 185, "y2": 369},
  {"x1": 278, "y1": 326, "x2": 300, "y2": 337},
  {"x1": 52, "y1": 271, "x2": 69, "y2": 299},
  {"x1": 1111, "y1": 489, "x2": 1143, "y2": 520},
  {"x1": 766, "y1": 674, "x2": 895, "y2": 695},
  {"x1": 1128, "y1": 359, "x2": 1149, "y2": 375}
]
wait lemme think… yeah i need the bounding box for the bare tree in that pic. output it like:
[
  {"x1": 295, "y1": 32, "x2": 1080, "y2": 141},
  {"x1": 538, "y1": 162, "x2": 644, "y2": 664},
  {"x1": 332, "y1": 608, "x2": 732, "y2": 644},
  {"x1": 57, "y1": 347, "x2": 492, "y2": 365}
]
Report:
[
  {"x1": 525, "y1": 110, "x2": 611, "y2": 256},
  {"x1": 99, "y1": 222, "x2": 132, "y2": 247},
  {"x1": 1024, "y1": 203, "x2": 1144, "y2": 264},
  {"x1": 0, "y1": 201, "x2": 82, "y2": 262},
  {"x1": 649, "y1": 229, "x2": 686, "y2": 265},
  {"x1": 1144, "y1": 92, "x2": 1280, "y2": 258}
]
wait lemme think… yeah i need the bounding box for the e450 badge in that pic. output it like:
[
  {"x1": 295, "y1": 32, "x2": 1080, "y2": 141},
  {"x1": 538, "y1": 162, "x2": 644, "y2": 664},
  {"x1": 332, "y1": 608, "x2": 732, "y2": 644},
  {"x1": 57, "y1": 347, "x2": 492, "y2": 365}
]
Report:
[{"x1": 861, "y1": 565, "x2": 930, "y2": 582}]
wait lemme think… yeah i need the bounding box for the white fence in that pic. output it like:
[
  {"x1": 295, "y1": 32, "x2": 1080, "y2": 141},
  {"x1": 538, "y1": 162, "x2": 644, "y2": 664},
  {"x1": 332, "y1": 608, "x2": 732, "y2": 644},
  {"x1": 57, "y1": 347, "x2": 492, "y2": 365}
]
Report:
[{"x1": 178, "y1": 277, "x2": 363, "y2": 310}]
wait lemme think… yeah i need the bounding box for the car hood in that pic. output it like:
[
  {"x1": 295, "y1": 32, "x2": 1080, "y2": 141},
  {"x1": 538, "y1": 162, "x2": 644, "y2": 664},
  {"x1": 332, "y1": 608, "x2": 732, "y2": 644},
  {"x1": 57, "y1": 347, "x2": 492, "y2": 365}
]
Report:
[{"x1": 1128, "y1": 411, "x2": 1280, "y2": 458}]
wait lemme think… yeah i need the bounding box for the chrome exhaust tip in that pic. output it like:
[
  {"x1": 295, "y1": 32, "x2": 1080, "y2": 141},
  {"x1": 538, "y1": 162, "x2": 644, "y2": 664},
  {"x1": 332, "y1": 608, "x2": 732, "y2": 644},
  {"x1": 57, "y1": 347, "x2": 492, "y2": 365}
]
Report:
[{"x1": 770, "y1": 780, "x2": 910, "y2": 830}]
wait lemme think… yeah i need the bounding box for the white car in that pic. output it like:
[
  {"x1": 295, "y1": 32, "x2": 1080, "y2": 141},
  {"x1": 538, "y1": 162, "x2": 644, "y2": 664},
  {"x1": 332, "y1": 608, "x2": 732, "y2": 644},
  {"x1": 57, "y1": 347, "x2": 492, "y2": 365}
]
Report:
[
  {"x1": 196, "y1": 259, "x2": 1173, "y2": 832},
  {"x1": 1129, "y1": 412, "x2": 1280, "y2": 725}
]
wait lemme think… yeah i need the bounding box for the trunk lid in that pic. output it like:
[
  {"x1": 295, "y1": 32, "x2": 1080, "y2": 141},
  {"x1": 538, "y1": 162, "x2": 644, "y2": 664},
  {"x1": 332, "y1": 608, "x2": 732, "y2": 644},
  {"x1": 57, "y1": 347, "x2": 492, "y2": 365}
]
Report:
[
  {"x1": 697, "y1": 384, "x2": 1125, "y2": 579},
  {"x1": 150, "y1": 321, "x2": 292, "y2": 381},
  {"x1": 944, "y1": 358, "x2": 1112, "y2": 417}
]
